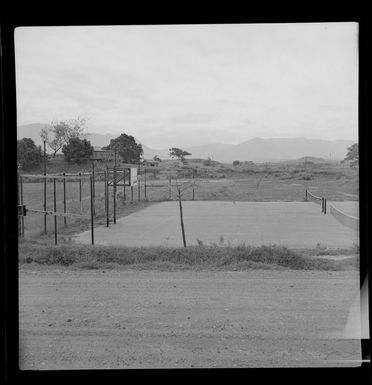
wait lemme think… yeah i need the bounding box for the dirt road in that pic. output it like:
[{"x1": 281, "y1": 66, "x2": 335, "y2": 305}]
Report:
[{"x1": 19, "y1": 267, "x2": 361, "y2": 369}]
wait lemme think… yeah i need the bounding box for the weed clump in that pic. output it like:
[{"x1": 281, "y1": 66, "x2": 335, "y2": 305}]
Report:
[{"x1": 18, "y1": 243, "x2": 356, "y2": 271}]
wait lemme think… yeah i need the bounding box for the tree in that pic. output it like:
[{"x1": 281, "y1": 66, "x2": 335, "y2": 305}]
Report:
[
  {"x1": 17, "y1": 138, "x2": 43, "y2": 170},
  {"x1": 153, "y1": 155, "x2": 162, "y2": 162},
  {"x1": 233, "y1": 160, "x2": 241, "y2": 166},
  {"x1": 103, "y1": 133, "x2": 143, "y2": 164},
  {"x1": 342, "y1": 143, "x2": 358, "y2": 168},
  {"x1": 169, "y1": 147, "x2": 191, "y2": 164},
  {"x1": 62, "y1": 137, "x2": 93, "y2": 164},
  {"x1": 40, "y1": 117, "x2": 87, "y2": 157},
  {"x1": 173, "y1": 178, "x2": 198, "y2": 248}
]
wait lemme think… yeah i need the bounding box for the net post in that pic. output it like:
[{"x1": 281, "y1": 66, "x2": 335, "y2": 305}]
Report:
[
  {"x1": 90, "y1": 175, "x2": 94, "y2": 245},
  {"x1": 53, "y1": 178, "x2": 57, "y2": 245},
  {"x1": 63, "y1": 173, "x2": 67, "y2": 226}
]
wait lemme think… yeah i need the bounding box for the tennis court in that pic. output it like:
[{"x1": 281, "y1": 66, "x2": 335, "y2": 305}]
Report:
[{"x1": 75, "y1": 201, "x2": 359, "y2": 248}]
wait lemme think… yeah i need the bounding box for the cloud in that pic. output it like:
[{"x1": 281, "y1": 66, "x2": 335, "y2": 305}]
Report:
[{"x1": 15, "y1": 23, "x2": 358, "y2": 146}]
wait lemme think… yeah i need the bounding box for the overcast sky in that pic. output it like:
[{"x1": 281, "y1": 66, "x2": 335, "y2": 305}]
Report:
[{"x1": 15, "y1": 23, "x2": 358, "y2": 149}]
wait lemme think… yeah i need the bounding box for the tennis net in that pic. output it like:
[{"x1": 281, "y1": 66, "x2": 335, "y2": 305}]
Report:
[
  {"x1": 329, "y1": 204, "x2": 359, "y2": 231},
  {"x1": 307, "y1": 190, "x2": 322, "y2": 205}
]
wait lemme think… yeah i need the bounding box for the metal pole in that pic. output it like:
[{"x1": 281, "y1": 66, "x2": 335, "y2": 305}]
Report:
[
  {"x1": 63, "y1": 172, "x2": 66, "y2": 226},
  {"x1": 113, "y1": 166, "x2": 117, "y2": 224},
  {"x1": 106, "y1": 169, "x2": 109, "y2": 227},
  {"x1": 123, "y1": 170, "x2": 126, "y2": 201},
  {"x1": 192, "y1": 172, "x2": 195, "y2": 201},
  {"x1": 43, "y1": 141, "x2": 47, "y2": 233},
  {"x1": 92, "y1": 162, "x2": 95, "y2": 216},
  {"x1": 131, "y1": 185, "x2": 133, "y2": 201},
  {"x1": 53, "y1": 178, "x2": 57, "y2": 245},
  {"x1": 79, "y1": 172, "x2": 82, "y2": 212},
  {"x1": 17, "y1": 170, "x2": 21, "y2": 237},
  {"x1": 144, "y1": 168, "x2": 147, "y2": 198},
  {"x1": 90, "y1": 175, "x2": 94, "y2": 245},
  {"x1": 324, "y1": 199, "x2": 327, "y2": 214},
  {"x1": 138, "y1": 165, "x2": 141, "y2": 201},
  {"x1": 168, "y1": 175, "x2": 171, "y2": 200},
  {"x1": 305, "y1": 189, "x2": 308, "y2": 202},
  {"x1": 20, "y1": 175, "x2": 24, "y2": 237}
]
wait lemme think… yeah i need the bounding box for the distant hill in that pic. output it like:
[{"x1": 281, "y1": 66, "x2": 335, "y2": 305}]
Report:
[{"x1": 18, "y1": 124, "x2": 355, "y2": 163}]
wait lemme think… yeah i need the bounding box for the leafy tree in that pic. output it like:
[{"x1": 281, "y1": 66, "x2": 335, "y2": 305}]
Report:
[
  {"x1": 233, "y1": 160, "x2": 241, "y2": 166},
  {"x1": 342, "y1": 143, "x2": 358, "y2": 168},
  {"x1": 169, "y1": 147, "x2": 191, "y2": 164},
  {"x1": 40, "y1": 117, "x2": 87, "y2": 157},
  {"x1": 103, "y1": 133, "x2": 143, "y2": 164},
  {"x1": 62, "y1": 137, "x2": 93, "y2": 164},
  {"x1": 17, "y1": 138, "x2": 43, "y2": 170}
]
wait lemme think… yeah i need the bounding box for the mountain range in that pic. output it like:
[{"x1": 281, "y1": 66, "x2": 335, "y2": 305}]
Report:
[{"x1": 17, "y1": 123, "x2": 355, "y2": 163}]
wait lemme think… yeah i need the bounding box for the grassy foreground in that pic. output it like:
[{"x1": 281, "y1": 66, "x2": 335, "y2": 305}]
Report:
[{"x1": 18, "y1": 243, "x2": 358, "y2": 271}]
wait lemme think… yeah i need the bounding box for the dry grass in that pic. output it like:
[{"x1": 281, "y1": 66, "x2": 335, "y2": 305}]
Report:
[{"x1": 18, "y1": 243, "x2": 358, "y2": 271}]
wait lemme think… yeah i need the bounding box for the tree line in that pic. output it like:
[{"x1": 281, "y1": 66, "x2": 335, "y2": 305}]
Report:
[{"x1": 17, "y1": 117, "x2": 359, "y2": 171}]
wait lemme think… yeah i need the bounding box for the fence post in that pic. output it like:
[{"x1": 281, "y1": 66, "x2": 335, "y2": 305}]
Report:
[
  {"x1": 79, "y1": 172, "x2": 82, "y2": 213},
  {"x1": 17, "y1": 171, "x2": 21, "y2": 237},
  {"x1": 192, "y1": 172, "x2": 195, "y2": 201},
  {"x1": 53, "y1": 178, "x2": 57, "y2": 245},
  {"x1": 63, "y1": 172, "x2": 67, "y2": 226},
  {"x1": 144, "y1": 168, "x2": 147, "y2": 199},
  {"x1": 20, "y1": 175, "x2": 24, "y2": 237},
  {"x1": 43, "y1": 141, "x2": 47, "y2": 234},
  {"x1": 138, "y1": 179, "x2": 141, "y2": 201},
  {"x1": 123, "y1": 170, "x2": 126, "y2": 201},
  {"x1": 113, "y1": 166, "x2": 117, "y2": 224},
  {"x1": 106, "y1": 169, "x2": 109, "y2": 227},
  {"x1": 92, "y1": 162, "x2": 96, "y2": 216},
  {"x1": 90, "y1": 175, "x2": 94, "y2": 245}
]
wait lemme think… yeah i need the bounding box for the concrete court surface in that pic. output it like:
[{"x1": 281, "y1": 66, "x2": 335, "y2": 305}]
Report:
[{"x1": 75, "y1": 201, "x2": 359, "y2": 248}]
